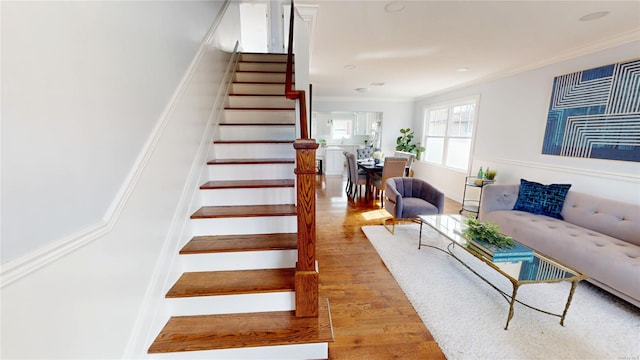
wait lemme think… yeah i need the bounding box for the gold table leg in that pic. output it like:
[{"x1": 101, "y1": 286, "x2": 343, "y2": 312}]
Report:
[
  {"x1": 560, "y1": 280, "x2": 579, "y2": 326},
  {"x1": 505, "y1": 282, "x2": 519, "y2": 330}
]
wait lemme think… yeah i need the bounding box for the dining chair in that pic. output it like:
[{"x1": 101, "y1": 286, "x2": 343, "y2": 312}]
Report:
[
  {"x1": 343, "y1": 151, "x2": 352, "y2": 195},
  {"x1": 346, "y1": 152, "x2": 367, "y2": 199},
  {"x1": 394, "y1": 150, "x2": 416, "y2": 176},
  {"x1": 357, "y1": 147, "x2": 374, "y2": 160},
  {"x1": 372, "y1": 156, "x2": 407, "y2": 206}
]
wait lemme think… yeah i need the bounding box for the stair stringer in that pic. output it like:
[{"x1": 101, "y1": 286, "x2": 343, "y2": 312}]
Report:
[{"x1": 122, "y1": 22, "x2": 244, "y2": 357}]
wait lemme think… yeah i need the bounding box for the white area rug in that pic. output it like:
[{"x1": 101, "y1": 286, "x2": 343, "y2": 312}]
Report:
[{"x1": 362, "y1": 224, "x2": 640, "y2": 360}]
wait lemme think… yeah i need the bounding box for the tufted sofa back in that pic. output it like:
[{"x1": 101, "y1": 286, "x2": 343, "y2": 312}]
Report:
[
  {"x1": 480, "y1": 184, "x2": 640, "y2": 246},
  {"x1": 561, "y1": 191, "x2": 640, "y2": 246}
]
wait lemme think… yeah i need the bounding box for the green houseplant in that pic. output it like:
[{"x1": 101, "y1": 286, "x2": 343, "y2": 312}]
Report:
[
  {"x1": 395, "y1": 128, "x2": 426, "y2": 159},
  {"x1": 462, "y1": 216, "x2": 515, "y2": 248}
]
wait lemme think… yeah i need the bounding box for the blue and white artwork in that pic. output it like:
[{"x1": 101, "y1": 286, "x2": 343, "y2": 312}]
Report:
[{"x1": 542, "y1": 59, "x2": 640, "y2": 162}]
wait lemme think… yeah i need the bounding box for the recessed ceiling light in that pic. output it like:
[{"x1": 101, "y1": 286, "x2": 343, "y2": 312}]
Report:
[
  {"x1": 370, "y1": 82, "x2": 385, "y2": 86},
  {"x1": 344, "y1": 64, "x2": 357, "y2": 70},
  {"x1": 385, "y1": 2, "x2": 405, "y2": 13},
  {"x1": 356, "y1": 87, "x2": 370, "y2": 93},
  {"x1": 456, "y1": 67, "x2": 470, "y2": 72},
  {"x1": 579, "y1": 11, "x2": 610, "y2": 22}
]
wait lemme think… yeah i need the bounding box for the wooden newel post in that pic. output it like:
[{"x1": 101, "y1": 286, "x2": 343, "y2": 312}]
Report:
[{"x1": 293, "y1": 138, "x2": 319, "y2": 317}]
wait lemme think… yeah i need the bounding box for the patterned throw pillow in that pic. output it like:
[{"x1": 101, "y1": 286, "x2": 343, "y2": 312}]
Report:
[{"x1": 513, "y1": 179, "x2": 572, "y2": 219}]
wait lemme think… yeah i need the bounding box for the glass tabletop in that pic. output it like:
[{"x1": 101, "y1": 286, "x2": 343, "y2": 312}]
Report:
[{"x1": 418, "y1": 214, "x2": 586, "y2": 283}]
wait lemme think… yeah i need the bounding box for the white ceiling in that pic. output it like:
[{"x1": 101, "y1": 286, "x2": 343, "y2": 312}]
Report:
[{"x1": 294, "y1": 0, "x2": 640, "y2": 101}]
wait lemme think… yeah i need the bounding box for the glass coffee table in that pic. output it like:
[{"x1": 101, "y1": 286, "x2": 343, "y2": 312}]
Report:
[{"x1": 418, "y1": 214, "x2": 588, "y2": 330}]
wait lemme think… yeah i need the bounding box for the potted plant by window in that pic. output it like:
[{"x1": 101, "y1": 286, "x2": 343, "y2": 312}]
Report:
[{"x1": 395, "y1": 128, "x2": 426, "y2": 159}]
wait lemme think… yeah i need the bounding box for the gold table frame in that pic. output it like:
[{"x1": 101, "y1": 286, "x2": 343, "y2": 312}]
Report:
[{"x1": 418, "y1": 214, "x2": 588, "y2": 330}]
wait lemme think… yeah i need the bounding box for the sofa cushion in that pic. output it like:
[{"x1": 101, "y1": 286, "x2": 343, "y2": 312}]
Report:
[
  {"x1": 484, "y1": 210, "x2": 640, "y2": 303},
  {"x1": 513, "y1": 179, "x2": 571, "y2": 219}
]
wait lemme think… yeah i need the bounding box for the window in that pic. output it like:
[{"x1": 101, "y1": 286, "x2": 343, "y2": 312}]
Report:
[
  {"x1": 422, "y1": 97, "x2": 478, "y2": 171},
  {"x1": 331, "y1": 119, "x2": 352, "y2": 139}
]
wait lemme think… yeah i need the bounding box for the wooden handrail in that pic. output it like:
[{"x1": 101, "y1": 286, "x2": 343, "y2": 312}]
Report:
[
  {"x1": 287, "y1": 0, "x2": 318, "y2": 318},
  {"x1": 285, "y1": 0, "x2": 308, "y2": 139}
]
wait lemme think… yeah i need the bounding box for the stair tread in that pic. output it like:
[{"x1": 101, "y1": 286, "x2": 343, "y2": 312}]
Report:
[
  {"x1": 228, "y1": 93, "x2": 286, "y2": 97},
  {"x1": 200, "y1": 179, "x2": 294, "y2": 189},
  {"x1": 232, "y1": 81, "x2": 287, "y2": 84},
  {"x1": 167, "y1": 268, "x2": 295, "y2": 298},
  {"x1": 214, "y1": 140, "x2": 294, "y2": 144},
  {"x1": 181, "y1": 233, "x2": 298, "y2": 254},
  {"x1": 235, "y1": 70, "x2": 286, "y2": 74},
  {"x1": 148, "y1": 298, "x2": 333, "y2": 354},
  {"x1": 225, "y1": 107, "x2": 295, "y2": 110},
  {"x1": 191, "y1": 204, "x2": 297, "y2": 219},
  {"x1": 207, "y1": 158, "x2": 294, "y2": 165},
  {"x1": 219, "y1": 123, "x2": 295, "y2": 126},
  {"x1": 239, "y1": 60, "x2": 288, "y2": 64}
]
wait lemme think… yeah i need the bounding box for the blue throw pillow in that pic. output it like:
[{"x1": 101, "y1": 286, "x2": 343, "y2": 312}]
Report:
[{"x1": 513, "y1": 179, "x2": 571, "y2": 219}]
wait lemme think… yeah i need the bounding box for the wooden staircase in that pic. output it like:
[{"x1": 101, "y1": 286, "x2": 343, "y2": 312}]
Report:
[{"x1": 147, "y1": 53, "x2": 332, "y2": 359}]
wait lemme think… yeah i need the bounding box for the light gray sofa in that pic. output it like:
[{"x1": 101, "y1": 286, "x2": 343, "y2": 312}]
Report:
[{"x1": 479, "y1": 184, "x2": 640, "y2": 307}]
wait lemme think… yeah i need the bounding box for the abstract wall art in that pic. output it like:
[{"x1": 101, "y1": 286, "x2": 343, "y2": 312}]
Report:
[{"x1": 541, "y1": 59, "x2": 640, "y2": 162}]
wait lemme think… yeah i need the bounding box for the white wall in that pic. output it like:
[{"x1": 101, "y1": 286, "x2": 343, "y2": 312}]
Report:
[
  {"x1": 313, "y1": 99, "x2": 414, "y2": 156},
  {"x1": 1, "y1": 1, "x2": 221, "y2": 263},
  {"x1": 1, "y1": 1, "x2": 241, "y2": 358},
  {"x1": 413, "y1": 41, "x2": 640, "y2": 205}
]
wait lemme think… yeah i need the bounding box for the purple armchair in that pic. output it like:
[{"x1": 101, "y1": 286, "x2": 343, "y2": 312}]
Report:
[{"x1": 384, "y1": 177, "x2": 445, "y2": 233}]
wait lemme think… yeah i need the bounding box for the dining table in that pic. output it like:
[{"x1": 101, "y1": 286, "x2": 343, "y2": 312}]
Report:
[{"x1": 357, "y1": 159, "x2": 384, "y2": 203}]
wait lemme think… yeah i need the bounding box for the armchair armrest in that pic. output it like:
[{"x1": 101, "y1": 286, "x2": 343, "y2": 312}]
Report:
[{"x1": 385, "y1": 178, "x2": 402, "y2": 217}]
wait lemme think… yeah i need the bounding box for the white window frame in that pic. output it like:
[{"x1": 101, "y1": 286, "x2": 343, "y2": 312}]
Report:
[{"x1": 421, "y1": 95, "x2": 480, "y2": 172}]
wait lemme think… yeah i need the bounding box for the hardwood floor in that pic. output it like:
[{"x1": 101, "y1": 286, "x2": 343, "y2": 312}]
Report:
[{"x1": 316, "y1": 173, "x2": 458, "y2": 359}]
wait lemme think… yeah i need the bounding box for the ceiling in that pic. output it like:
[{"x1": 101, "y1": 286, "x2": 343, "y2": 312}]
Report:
[{"x1": 294, "y1": 0, "x2": 640, "y2": 101}]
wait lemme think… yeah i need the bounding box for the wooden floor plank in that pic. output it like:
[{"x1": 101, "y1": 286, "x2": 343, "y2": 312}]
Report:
[
  {"x1": 149, "y1": 298, "x2": 333, "y2": 354},
  {"x1": 190, "y1": 204, "x2": 296, "y2": 219},
  {"x1": 316, "y1": 174, "x2": 452, "y2": 359},
  {"x1": 181, "y1": 233, "x2": 297, "y2": 254},
  {"x1": 166, "y1": 268, "x2": 295, "y2": 298}
]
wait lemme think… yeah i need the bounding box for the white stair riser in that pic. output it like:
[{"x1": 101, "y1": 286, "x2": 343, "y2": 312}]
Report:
[
  {"x1": 178, "y1": 250, "x2": 297, "y2": 272},
  {"x1": 166, "y1": 292, "x2": 295, "y2": 316},
  {"x1": 191, "y1": 216, "x2": 297, "y2": 236},
  {"x1": 230, "y1": 83, "x2": 285, "y2": 95},
  {"x1": 217, "y1": 125, "x2": 295, "y2": 141},
  {"x1": 201, "y1": 187, "x2": 295, "y2": 206},
  {"x1": 208, "y1": 163, "x2": 295, "y2": 181},
  {"x1": 228, "y1": 96, "x2": 294, "y2": 108},
  {"x1": 237, "y1": 62, "x2": 287, "y2": 72},
  {"x1": 234, "y1": 72, "x2": 290, "y2": 83},
  {"x1": 240, "y1": 53, "x2": 288, "y2": 63},
  {"x1": 223, "y1": 109, "x2": 295, "y2": 124},
  {"x1": 148, "y1": 343, "x2": 328, "y2": 360},
  {"x1": 213, "y1": 143, "x2": 294, "y2": 159}
]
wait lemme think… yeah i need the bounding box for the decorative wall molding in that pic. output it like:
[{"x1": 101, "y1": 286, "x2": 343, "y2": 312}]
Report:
[
  {"x1": 0, "y1": 222, "x2": 109, "y2": 287},
  {"x1": 0, "y1": 0, "x2": 232, "y2": 289},
  {"x1": 478, "y1": 157, "x2": 640, "y2": 184}
]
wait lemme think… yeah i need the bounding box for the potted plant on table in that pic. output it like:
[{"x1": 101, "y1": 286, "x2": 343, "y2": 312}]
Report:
[{"x1": 462, "y1": 217, "x2": 515, "y2": 249}]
